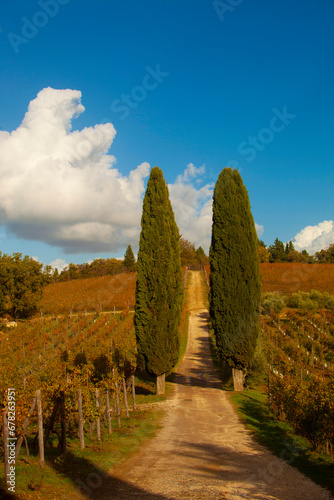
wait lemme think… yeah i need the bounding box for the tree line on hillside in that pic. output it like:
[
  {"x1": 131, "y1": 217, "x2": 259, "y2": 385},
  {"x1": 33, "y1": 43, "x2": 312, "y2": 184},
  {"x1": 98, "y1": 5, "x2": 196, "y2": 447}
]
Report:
[
  {"x1": 53, "y1": 236, "x2": 334, "y2": 284},
  {"x1": 51, "y1": 239, "x2": 208, "y2": 283},
  {"x1": 54, "y1": 247, "x2": 136, "y2": 282},
  {"x1": 258, "y1": 238, "x2": 334, "y2": 263}
]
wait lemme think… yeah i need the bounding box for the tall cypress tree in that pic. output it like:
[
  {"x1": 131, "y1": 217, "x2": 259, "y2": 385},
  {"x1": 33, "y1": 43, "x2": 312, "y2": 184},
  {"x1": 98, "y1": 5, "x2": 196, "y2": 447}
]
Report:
[
  {"x1": 209, "y1": 168, "x2": 261, "y2": 391},
  {"x1": 134, "y1": 167, "x2": 183, "y2": 394}
]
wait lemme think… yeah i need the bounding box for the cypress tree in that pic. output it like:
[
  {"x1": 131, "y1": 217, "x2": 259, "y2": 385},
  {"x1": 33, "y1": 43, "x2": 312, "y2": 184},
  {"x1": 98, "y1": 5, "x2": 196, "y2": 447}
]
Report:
[
  {"x1": 209, "y1": 168, "x2": 261, "y2": 391},
  {"x1": 134, "y1": 167, "x2": 183, "y2": 394},
  {"x1": 123, "y1": 245, "x2": 136, "y2": 271}
]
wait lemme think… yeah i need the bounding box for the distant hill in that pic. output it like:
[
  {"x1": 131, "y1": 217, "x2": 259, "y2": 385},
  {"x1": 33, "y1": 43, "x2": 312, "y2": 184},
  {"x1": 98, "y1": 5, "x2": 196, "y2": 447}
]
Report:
[
  {"x1": 205, "y1": 263, "x2": 334, "y2": 295},
  {"x1": 38, "y1": 272, "x2": 136, "y2": 316},
  {"x1": 260, "y1": 263, "x2": 334, "y2": 294},
  {"x1": 38, "y1": 264, "x2": 334, "y2": 318}
]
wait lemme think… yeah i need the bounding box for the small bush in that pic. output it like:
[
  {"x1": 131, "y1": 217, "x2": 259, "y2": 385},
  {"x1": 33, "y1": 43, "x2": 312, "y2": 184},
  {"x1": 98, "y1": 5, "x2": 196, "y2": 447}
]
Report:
[
  {"x1": 247, "y1": 330, "x2": 267, "y2": 386},
  {"x1": 261, "y1": 292, "x2": 287, "y2": 315}
]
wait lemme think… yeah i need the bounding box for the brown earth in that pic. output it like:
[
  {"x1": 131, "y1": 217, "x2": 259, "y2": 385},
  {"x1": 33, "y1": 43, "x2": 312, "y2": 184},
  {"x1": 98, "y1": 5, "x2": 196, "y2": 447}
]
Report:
[{"x1": 91, "y1": 271, "x2": 333, "y2": 499}]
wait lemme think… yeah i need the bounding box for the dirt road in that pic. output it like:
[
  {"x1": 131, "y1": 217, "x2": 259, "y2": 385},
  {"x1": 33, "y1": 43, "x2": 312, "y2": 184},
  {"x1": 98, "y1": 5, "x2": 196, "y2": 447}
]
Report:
[{"x1": 102, "y1": 271, "x2": 333, "y2": 499}]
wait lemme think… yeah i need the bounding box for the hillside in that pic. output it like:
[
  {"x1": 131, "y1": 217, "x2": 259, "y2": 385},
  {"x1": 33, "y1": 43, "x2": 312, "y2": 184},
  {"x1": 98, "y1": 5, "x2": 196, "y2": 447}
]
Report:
[
  {"x1": 37, "y1": 268, "x2": 188, "y2": 317},
  {"x1": 260, "y1": 263, "x2": 334, "y2": 294},
  {"x1": 204, "y1": 263, "x2": 334, "y2": 296},
  {"x1": 38, "y1": 272, "x2": 136, "y2": 316},
  {"x1": 35, "y1": 263, "x2": 334, "y2": 318}
]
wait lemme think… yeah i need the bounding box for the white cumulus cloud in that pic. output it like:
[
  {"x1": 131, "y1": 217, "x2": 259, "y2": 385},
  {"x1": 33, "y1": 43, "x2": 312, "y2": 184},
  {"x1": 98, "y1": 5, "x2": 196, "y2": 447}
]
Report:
[
  {"x1": 169, "y1": 163, "x2": 263, "y2": 253},
  {"x1": 0, "y1": 87, "x2": 150, "y2": 253},
  {"x1": 292, "y1": 220, "x2": 334, "y2": 255},
  {"x1": 169, "y1": 164, "x2": 214, "y2": 253}
]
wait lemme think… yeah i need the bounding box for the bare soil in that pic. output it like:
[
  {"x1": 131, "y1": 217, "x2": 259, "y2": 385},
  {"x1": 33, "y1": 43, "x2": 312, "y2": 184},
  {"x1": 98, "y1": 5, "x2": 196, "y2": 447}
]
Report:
[{"x1": 97, "y1": 271, "x2": 333, "y2": 499}]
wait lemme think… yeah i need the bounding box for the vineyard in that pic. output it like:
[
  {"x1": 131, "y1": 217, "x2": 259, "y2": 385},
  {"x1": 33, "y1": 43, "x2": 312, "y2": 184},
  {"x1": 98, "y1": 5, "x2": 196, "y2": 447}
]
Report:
[
  {"x1": 0, "y1": 309, "x2": 138, "y2": 492},
  {"x1": 205, "y1": 263, "x2": 334, "y2": 295},
  {"x1": 0, "y1": 268, "x2": 190, "y2": 495},
  {"x1": 260, "y1": 263, "x2": 334, "y2": 294},
  {"x1": 262, "y1": 308, "x2": 334, "y2": 454},
  {"x1": 38, "y1": 272, "x2": 136, "y2": 316}
]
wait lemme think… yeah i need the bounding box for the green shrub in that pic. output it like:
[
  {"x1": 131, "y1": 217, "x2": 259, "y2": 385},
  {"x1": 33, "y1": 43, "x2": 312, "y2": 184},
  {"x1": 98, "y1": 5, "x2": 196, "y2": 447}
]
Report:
[
  {"x1": 261, "y1": 292, "x2": 287, "y2": 314},
  {"x1": 286, "y1": 290, "x2": 334, "y2": 310},
  {"x1": 247, "y1": 330, "x2": 268, "y2": 386}
]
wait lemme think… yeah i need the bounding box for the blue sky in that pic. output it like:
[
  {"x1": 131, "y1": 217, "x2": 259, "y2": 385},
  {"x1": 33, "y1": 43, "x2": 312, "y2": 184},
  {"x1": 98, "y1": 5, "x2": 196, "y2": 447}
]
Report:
[{"x1": 0, "y1": 0, "x2": 333, "y2": 269}]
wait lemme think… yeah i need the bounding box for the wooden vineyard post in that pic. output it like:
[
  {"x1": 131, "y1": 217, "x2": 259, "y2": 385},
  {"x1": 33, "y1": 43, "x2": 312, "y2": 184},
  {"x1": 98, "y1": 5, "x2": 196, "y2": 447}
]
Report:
[
  {"x1": 114, "y1": 382, "x2": 121, "y2": 428},
  {"x1": 60, "y1": 391, "x2": 66, "y2": 454},
  {"x1": 36, "y1": 390, "x2": 44, "y2": 467},
  {"x1": 131, "y1": 375, "x2": 136, "y2": 410},
  {"x1": 2, "y1": 409, "x2": 10, "y2": 489},
  {"x1": 122, "y1": 378, "x2": 129, "y2": 418},
  {"x1": 16, "y1": 396, "x2": 36, "y2": 459},
  {"x1": 77, "y1": 389, "x2": 85, "y2": 450},
  {"x1": 106, "y1": 391, "x2": 112, "y2": 434},
  {"x1": 95, "y1": 388, "x2": 101, "y2": 441}
]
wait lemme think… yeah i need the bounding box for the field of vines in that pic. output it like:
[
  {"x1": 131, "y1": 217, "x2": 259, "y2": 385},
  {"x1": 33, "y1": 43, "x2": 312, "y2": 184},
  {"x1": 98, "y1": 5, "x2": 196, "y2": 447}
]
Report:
[
  {"x1": 0, "y1": 268, "x2": 188, "y2": 481},
  {"x1": 262, "y1": 308, "x2": 334, "y2": 455},
  {"x1": 0, "y1": 310, "x2": 137, "y2": 466},
  {"x1": 38, "y1": 272, "x2": 137, "y2": 316},
  {"x1": 260, "y1": 263, "x2": 334, "y2": 294},
  {"x1": 205, "y1": 263, "x2": 334, "y2": 295}
]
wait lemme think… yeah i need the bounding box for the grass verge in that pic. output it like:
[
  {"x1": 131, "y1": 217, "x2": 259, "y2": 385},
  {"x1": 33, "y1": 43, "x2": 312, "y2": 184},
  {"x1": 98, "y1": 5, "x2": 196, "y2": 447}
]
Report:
[{"x1": 230, "y1": 388, "x2": 334, "y2": 496}]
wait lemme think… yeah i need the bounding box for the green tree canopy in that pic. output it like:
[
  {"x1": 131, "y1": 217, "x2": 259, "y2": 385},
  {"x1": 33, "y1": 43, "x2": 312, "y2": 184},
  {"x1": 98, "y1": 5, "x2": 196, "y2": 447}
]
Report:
[
  {"x1": 315, "y1": 244, "x2": 334, "y2": 263},
  {"x1": 209, "y1": 168, "x2": 261, "y2": 390},
  {"x1": 195, "y1": 246, "x2": 209, "y2": 266},
  {"x1": 123, "y1": 245, "x2": 136, "y2": 271},
  {"x1": 258, "y1": 239, "x2": 269, "y2": 263},
  {"x1": 0, "y1": 252, "x2": 51, "y2": 318},
  {"x1": 179, "y1": 238, "x2": 196, "y2": 267},
  {"x1": 134, "y1": 167, "x2": 183, "y2": 393},
  {"x1": 269, "y1": 238, "x2": 286, "y2": 262}
]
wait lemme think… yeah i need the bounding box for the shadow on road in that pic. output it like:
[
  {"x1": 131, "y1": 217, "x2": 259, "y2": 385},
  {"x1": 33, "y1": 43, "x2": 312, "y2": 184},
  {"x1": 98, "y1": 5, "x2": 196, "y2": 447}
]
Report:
[
  {"x1": 171, "y1": 311, "x2": 221, "y2": 389},
  {"x1": 45, "y1": 450, "x2": 173, "y2": 500},
  {"x1": 171, "y1": 440, "x2": 333, "y2": 500}
]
